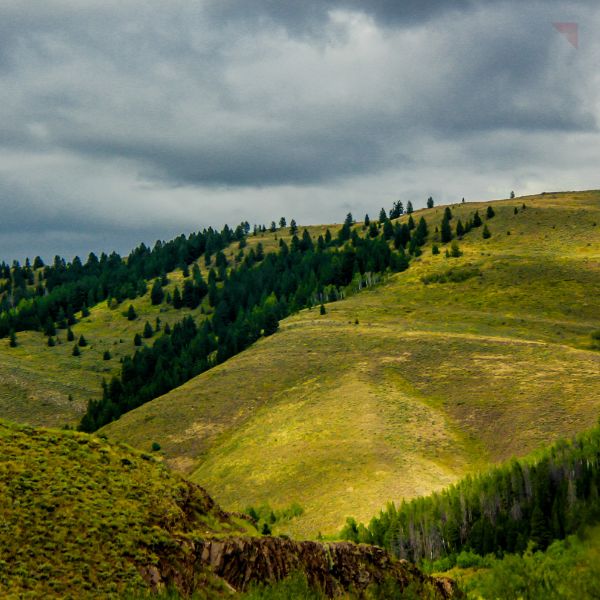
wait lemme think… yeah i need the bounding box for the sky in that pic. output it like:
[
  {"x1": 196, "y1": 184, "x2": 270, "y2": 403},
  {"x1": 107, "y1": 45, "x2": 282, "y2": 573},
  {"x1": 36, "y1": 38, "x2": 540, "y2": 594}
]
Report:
[{"x1": 1, "y1": 0, "x2": 599, "y2": 262}]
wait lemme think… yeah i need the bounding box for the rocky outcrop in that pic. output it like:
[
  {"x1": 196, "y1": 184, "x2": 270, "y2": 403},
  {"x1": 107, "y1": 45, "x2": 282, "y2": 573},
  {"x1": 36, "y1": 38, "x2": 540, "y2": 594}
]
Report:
[{"x1": 148, "y1": 535, "x2": 461, "y2": 598}]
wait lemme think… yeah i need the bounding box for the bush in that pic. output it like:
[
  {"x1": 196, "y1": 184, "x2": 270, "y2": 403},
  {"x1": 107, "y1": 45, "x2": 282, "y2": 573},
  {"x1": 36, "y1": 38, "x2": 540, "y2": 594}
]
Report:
[{"x1": 151, "y1": 442, "x2": 161, "y2": 452}]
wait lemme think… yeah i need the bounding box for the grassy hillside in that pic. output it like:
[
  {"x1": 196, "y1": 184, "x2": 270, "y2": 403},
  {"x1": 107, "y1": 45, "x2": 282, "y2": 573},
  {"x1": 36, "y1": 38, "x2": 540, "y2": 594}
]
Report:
[
  {"x1": 0, "y1": 225, "x2": 332, "y2": 430},
  {"x1": 101, "y1": 191, "x2": 600, "y2": 538},
  {"x1": 0, "y1": 419, "x2": 251, "y2": 598}
]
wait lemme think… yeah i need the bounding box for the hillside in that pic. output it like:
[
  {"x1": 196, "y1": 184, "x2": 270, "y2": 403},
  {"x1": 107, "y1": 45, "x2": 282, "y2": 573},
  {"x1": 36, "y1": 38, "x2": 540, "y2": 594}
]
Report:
[
  {"x1": 102, "y1": 191, "x2": 600, "y2": 537},
  {"x1": 0, "y1": 420, "x2": 457, "y2": 599}
]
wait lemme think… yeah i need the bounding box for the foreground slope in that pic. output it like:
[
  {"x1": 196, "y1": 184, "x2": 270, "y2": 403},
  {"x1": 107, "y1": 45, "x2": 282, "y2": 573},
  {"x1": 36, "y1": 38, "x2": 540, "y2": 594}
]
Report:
[
  {"x1": 103, "y1": 191, "x2": 600, "y2": 537},
  {"x1": 0, "y1": 420, "x2": 457, "y2": 599}
]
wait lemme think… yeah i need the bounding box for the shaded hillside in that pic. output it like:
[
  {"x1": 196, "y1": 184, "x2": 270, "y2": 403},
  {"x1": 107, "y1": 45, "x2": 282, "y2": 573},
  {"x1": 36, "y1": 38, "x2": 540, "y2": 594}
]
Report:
[
  {"x1": 0, "y1": 420, "x2": 457, "y2": 599},
  {"x1": 102, "y1": 191, "x2": 600, "y2": 537}
]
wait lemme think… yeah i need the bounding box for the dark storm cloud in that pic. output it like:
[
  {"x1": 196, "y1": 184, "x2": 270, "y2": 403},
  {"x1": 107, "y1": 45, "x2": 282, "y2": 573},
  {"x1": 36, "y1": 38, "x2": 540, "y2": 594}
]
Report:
[{"x1": 0, "y1": 0, "x2": 599, "y2": 260}]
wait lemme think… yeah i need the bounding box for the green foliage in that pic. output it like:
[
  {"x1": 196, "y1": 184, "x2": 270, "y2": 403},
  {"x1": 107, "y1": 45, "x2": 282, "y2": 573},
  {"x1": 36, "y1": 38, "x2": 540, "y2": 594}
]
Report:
[
  {"x1": 431, "y1": 244, "x2": 440, "y2": 255},
  {"x1": 462, "y1": 533, "x2": 600, "y2": 600},
  {"x1": 72, "y1": 345, "x2": 80, "y2": 357},
  {"x1": 78, "y1": 335, "x2": 87, "y2": 347},
  {"x1": 0, "y1": 420, "x2": 243, "y2": 598},
  {"x1": 482, "y1": 224, "x2": 491, "y2": 239},
  {"x1": 320, "y1": 304, "x2": 326, "y2": 315},
  {"x1": 103, "y1": 350, "x2": 111, "y2": 360},
  {"x1": 342, "y1": 421, "x2": 600, "y2": 562},
  {"x1": 486, "y1": 205, "x2": 495, "y2": 219},
  {"x1": 143, "y1": 321, "x2": 153, "y2": 339},
  {"x1": 150, "y1": 279, "x2": 164, "y2": 305},
  {"x1": 421, "y1": 267, "x2": 481, "y2": 285},
  {"x1": 67, "y1": 327, "x2": 74, "y2": 341},
  {"x1": 151, "y1": 441, "x2": 161, "y2": 452},
  {"x1": 449, "y1": 241, "x2": 462, "y2": 257},
  {"x1": 8, "y1": 330, "x2": 16, "y2": 347},
  {"x1": 427, "y1": 196, "x2": 434, "y2": 209},
  {"x1": 127, "y1": 304, "x2": 137, "y2": 321},
  {"x1": 242, "y1": 572, "x2": 325, "y2": 600}
]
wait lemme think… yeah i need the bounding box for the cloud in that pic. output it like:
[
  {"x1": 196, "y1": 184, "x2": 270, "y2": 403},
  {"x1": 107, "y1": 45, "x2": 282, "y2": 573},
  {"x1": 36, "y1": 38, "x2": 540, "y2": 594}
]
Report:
[{"x1": 0, "y1": 0, "x2": 599, "y2": 260}]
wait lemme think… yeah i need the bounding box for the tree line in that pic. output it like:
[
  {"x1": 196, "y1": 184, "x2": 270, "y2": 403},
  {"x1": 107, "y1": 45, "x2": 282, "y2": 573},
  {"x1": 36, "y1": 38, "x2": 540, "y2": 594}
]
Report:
[
  {"x1": 79, "y1": 215, "x2": 429, "y2": 431},
  {"x1": 341, "y1": 420, "x2": 600, "y2": 562}
]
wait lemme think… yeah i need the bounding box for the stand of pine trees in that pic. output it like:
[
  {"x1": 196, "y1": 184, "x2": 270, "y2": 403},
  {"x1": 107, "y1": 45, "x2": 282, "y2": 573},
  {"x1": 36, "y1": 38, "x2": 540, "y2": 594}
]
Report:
[
  {"x1": 0, "y1": 223, "x2": 249, "y2": 338},
  {"x1": 79, "y1": 218, "x2": 426, "y2": 432},
  {"x1": 342, "y1": 421, "x2": 600, "y2": 562}
]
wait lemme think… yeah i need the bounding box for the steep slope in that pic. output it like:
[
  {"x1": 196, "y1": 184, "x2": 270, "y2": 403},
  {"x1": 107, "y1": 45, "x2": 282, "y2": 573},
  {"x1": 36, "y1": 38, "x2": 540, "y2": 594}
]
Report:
[
  {"x1": 0, "y1": 420, "x2": 457, "y2": 599},
  {"x1": 102, "y1": 191, "x2": 600, "y2": 537}
]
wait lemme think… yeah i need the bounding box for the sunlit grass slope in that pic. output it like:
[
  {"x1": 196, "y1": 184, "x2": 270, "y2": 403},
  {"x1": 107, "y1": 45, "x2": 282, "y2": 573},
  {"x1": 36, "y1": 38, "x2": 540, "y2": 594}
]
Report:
[
  {"x1": 102, "y1": 191, "x2": 600, "y2": 538},
  {"x1": 0, "y1": 419, "x2": 248, "y2": 599}
]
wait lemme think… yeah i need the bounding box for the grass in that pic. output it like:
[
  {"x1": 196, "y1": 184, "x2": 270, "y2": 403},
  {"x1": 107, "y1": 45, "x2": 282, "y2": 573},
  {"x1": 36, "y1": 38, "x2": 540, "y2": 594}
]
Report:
[
  {"x1": 100, "y1": 191, "x2": 600, "y2": 538},
  {"x1": 0, "y1": 419, "x2": 250, "y2": 599}
]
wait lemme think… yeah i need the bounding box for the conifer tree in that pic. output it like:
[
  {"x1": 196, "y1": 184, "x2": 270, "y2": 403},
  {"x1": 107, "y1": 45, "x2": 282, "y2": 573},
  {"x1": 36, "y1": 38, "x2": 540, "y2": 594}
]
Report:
[
  {"x1": 8, "y1": 330, "x2": 16, "y2": 347},
  {"x1": 289, "y1": 219, "x2": 298, "y2": 235},
  {"x1": 150, "y1": 279, "x2": 164, "y2": 305},
  {"x1": 441, "y1": 215, "x2": 453, "y2": 243},
  {"x1": 270, "y1": 221, "x2": 277, "y2": 232},
  {"x1": 407, "y1": 215, "x2": 415, "y2": 230},
  {"x1": 133, "y1": 333, "x2": 142, "y2": 346},
  {"x1": 456, "y1": 219, "x2": 465, "y2": 238},
  {"x1": 444, "y1": 206, "x2": 453, "y2": 220},
  {"x1": 406, "y1": 201, "x2": 414, "y2": 214},
  {"x1": 72, "y1": 344, "x2": 80, "y2": 356},
  {"x1": 67, "y1": 327, "x2": 75, "y2": 342},
  {"x1": 81, "y1": 304, "x2": 90, "y2": 318},
  {"x1": 103, "y1": 350, "x2": 111, "y2": 360},
  {"x1": 427, "y1": 196, "x2": 434, "y2": 209},
  {"x1": 364, "y1": 214, "x2": 370, "y2": 227},
  {"x1": 143, "y1": 321, "x2": 153, "y2": 338},
  {"x1": 320, "y1": 304, "x2": 326, "y2": 315},
  {"x1": 482, "y1": 224, "x2": 492, "y2": 239},
  {"x1": 127, "y1": 304, "x2": 137, "y2": 320},
  {"x1": 379, "y1": 207, "x2": 387, "y2": 222},
  {"x1": 325, "y1": 229, "x2": 332, "y2": 245},
  {"x1": 173, "y1": 286, "x2": 183, "y2": 309},
  {"x1": 78, "y1": 335, "x2": 87, "y2": 347},
  {"x1": 47, "y1": 336, "x2": 55, "y2": 347},
  {"x1": 279, "y1": 217, "x2": 287, "y2": 228},
  {"x1": 486, "y1": 206, "x2": 495, "y2": 219},
  {"x1": 473, "y1": 210, "x2": 483, "y2": 227}
]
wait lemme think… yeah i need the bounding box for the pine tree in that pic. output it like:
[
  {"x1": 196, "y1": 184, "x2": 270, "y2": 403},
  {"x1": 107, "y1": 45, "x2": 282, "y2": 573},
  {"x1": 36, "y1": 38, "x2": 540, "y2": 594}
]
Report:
[
  {"x1": 173, "y1": 286, "x2": 183, "y2": 309},
  {"x1": 44, "y1": 317, "x2": 56, "y2": 337},
  {"x1": 279, "y1": 217, "x2": 286, "y2": 228},
  {"x1": 127, "y1": 304, "x2": 137, "y2": 320},
  {"x1": 441, "y1": 215, "x2": 453, "y2": 243},
  {"x1": 67, "y1": 327, "x2": 75, "y2": 342},
  {"x1": 427, "y1": 196, "x2": 434, "y2": 209},
  {"x1": 406, "y1": 201, "x2": 414, "y2": 214},
  {"x1": 407, "y1": 215, "x2": 415, "y2": 230},
  {"x1": 514, "y1": 206, "x2": 518, "y2": 215},
  {"x1": 473, "y1": 210, "x2": 483, "y2": 227},
  {"x1": 270, "y1": 221, "x2": 276, "y2": 232},
  {"x1": 72, "y1": 344, "x2": 80, "y2": 357},
  {"x1": 456, "y1": 219, "x2": 465, "y2": 238},
  {"x1": 444, "y1": 206, "x2": 453, "y2": 220},
  {"x1": 325, "y1": 229, "x2": 332, "y2": 245},
  {"x1": 432, "y1": 244, "x2": 440, "y2": 255},
  {"x1": 151, "y1": 279, "x2": 164, "y2": 305},
  {"x1": 263, "y1": 311, "x2": 279, "y2": 336},
  {"x1": 510, "y1": 190, "x2": 515, "y2": 199},
  {"x1": 143, "y1": 321, "x2": 153, "y2": 339},
  {"x1": 47, "y1": 336, "x2": 55, "y2": 347},
  {"x1": 133, "y1": 333, "x2": 142, "y2": 346},
  {"x1": 379, "y1": 208, "x2": 387, "y2": 222},
  {"x1": 289, "y1": 219, "x2": 298, "y2": 235},
  {"x1": 103, "y1": 350, "x2": 111, "y2": 360},
  {"x1": 78, "y1": 335, "x2": 87, "y2": 347},
  {"x1": 364, "y1": 214, "x2": 370, "y2": 227},
  {"x1": 486, "y1": 206, "x2": 495, "y2": 219},
  {"x1": 482, "y1": 224, "x2": 492, "y2": 239},
  {"x1": 450, "y1": 241, "x2": 462, "y2": 257},
  {"x1": 320, "y1": 304, "x2": 326, "y2": 315}
]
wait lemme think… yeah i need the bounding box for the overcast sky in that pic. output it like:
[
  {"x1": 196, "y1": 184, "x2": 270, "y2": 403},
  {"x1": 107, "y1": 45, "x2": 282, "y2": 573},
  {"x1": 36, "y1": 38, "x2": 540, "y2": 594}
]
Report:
[{"x1": 1, "y1": 0, "x2": 599, "y2": 262}]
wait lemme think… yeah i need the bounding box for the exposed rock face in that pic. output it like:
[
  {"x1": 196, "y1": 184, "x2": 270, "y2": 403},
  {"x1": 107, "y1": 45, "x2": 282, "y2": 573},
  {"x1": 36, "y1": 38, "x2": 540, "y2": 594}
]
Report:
[{"x1": 151, "y1": 535, "x2": 460, "y2": 598}]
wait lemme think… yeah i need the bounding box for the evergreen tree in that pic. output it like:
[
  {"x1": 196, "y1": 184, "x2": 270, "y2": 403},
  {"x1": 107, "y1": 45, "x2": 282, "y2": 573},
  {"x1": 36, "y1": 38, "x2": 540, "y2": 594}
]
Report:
[
  {"x1": 81, "y1": 304, "x2": 90, "y2": 318},
  {"x1": 67, "y1": 327, "x2": 75, "y2": 342},
  {"x1": 133, "y1": 333, "x2": 142, "y2": 346},
  {"x1": 482, "y1": 224, "x2": 492, "y2": 239},
  {"x1": 44, "y1": 317, "x2": 56, "y2": 337},
  {"x1": 450, "y1": 241, "x2": 462, "y2": 257},
  {"x1": 456, "y1": 219, "x2": 465, "y2": 238},
  {"x1": 270, "y1": 221, "x2": 277, "y2": 232},
  {"x1": 486, "y1": 206, "x2": 496, "y2": 219},
  {"x1": 263, "y1": 311, "x2": 279, "y2": 336},
  {"x1": 325, "y1": 229, "x2": 332, "y2": 245},
  {"x1": 127, "y1": 304, "x2": 137, "y2": 320},
  {"x1": 279, "y1": 217, "x2": 287, "y2": 228},
  {"x1": 289, "y1": 219, "x2": 298, "y2": 235},
  {"x1": 514, "y1": 206, "x2": 518, "y2": 214},
  {"x1": 143, "y1": 321, "x2": 154, "y2": 339},
  {"x1": 441, "y1": 215, "x2": 453, "y2": 243},
  {"x1": 364, "y1": 214, "x2": 370, "y2": 227},
  {"x1": 78, "y1": 335, "x2": 87, "y2": 347},
  {"x1": 427, "y1": 196, "x2": 434, "y2": 209},
  {"x1": 173, "y1": 286, "x2": 183, "y2": 309},
  {"x1": 379, "y1": 208, "x2": 387, "y2": 222},
  {"x1": 473, "y1": 210, "x2": 483, "y2": 227},
  {"x1": 47, "y1": 336, "x2": 55, "y2": 347},
  {"x1": 320, "y1": 304, "x2": 326, "y2": 315},
  {"x1": 444, "y1": 206, "x2": 453, "y2": 220},
  {"x1": 150, "y1": 279, "x2": 164, "y2": 305},
  {"x1": 72, "y1": 344, "x2": 80, "y2": 356},
  {"x1": 407, "y1": 215, "x2": 415, "y2": 230},
  {"x1": 383, "y1": 220, "x2": 394, "y2": 240},
  {"x1": 432, "y1": 244, "x2": 440, "y2": 255},
  {"x1": 406, "y1": 201, "x2": 414, "y2": 214},
  {"x1": 103, "y1": 350, "x2": 111, "y2": 360},
  {"x1": 368, "y1": 222, "x2": 379, "y2": 238},
  {"x1": 510, "y1": 190, "x2": 515, "y2": 199}
]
